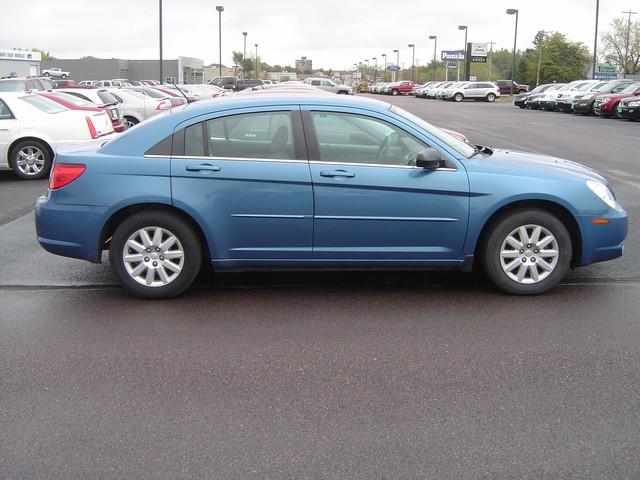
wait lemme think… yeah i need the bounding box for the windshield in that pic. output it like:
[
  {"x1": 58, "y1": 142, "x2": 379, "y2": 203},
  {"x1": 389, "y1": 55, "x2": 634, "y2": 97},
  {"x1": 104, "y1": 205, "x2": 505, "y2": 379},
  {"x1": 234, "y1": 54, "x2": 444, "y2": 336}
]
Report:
[
  {"x1": 622, "y1": 83, "x2": 640, "y2": 93},
  {"x1": 390, "y1": 105, "x2": 476, "y2": 158},
  {"x1": 0, "y1": 80, "x2": 25, "y2": 92},
  {"x1": 97, "y1": 90, "x2": 118, "y2": 104},
  {"x1": 20, "y1": 95, "x2": 67, "y2": 113}
]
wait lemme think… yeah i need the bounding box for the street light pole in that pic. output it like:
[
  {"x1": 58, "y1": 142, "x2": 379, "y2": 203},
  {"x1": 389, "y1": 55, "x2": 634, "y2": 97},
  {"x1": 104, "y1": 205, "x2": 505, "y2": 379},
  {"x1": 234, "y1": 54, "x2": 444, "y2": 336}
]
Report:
[
  {"x1": 592, "y1": 0, "x2": 600, "y2": 79},
  {"x1": 373, "y1": 57, "x2": 377, "y2": 83},
  {"x1": 506, "y1": 9, "x2": 519, "y2": 95},
  {"x1": 216, "y1": 6, "x2": 224, "y2": 78},
  {"x1": 429, "y1": 35, "x2": 437, "y2": 81},
  {"x1": 393, "y1": 49, "x2": 399, "y2": 81},
  {"x1": 381, "y1": 53, "x2": 387, "y2": 80},
  {"x1": 242, "y1": 32, "x2": 247, "y2": 79},
  {"x1": 255, "y1": 44, "x2": 259, "y2": 80},
  {"x1": 488, "y1": 40, "x2": 496, "y2": 81},
  {"x1": 408, "y1": 44, "x2": 415, "y2": 83},
  {"x1": 622, "y1": 9, "x2": 638, "y2": 78},
  {"x1": 159, "y1": 0, "x2": 163, "y2": 83},
  {"x1": 458, "y1": 25, "x2": 467, "y2": 81}
]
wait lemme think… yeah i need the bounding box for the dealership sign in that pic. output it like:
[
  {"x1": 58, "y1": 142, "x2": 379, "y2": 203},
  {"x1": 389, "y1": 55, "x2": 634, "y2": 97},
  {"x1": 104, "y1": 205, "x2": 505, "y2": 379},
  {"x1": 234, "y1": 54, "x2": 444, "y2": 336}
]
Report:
[
  {"x1": 441, "y1": 50, "x2": 465, "y2": 61},
  {"x1": 470, "y1": 43, "x2": 488, "y2": 63}
]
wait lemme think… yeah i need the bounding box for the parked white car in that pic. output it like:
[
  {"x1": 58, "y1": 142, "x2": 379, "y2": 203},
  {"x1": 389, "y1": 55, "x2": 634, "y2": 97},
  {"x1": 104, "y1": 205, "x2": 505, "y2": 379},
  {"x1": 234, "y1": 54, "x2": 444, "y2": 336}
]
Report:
[
  {"x1": 437, "y1": 81, "x2": 469, "y2": 99},
  {"x1": 443, "y1": 81, "x2": 500, "y2": 102},
  {"x1": 54, "y1": 88, "x2": 124, "y2": 121},
  {"x1": 42, "y1": 67, "x2": 70, "y2": 79},
  {"x1": 304, "y1": 77, "x2": 353, "y2": 95},
  {"x1": 106, "y1": 88, "x2": 171, "y2": 128},
  {"x1": 427, "y1": 81, "x2": 453, "y2": 99},
  {"x1": 0, "y1": 92, "x2": 113, "y2": 179}
]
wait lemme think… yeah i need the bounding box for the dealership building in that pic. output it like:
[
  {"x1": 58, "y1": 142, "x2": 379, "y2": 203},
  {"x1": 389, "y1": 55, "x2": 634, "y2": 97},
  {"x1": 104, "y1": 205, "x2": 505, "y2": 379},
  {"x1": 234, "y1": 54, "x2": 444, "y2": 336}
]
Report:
[
  {"x1": 40, "y1": 56, "x2": 204, "y2": 84},
  {"x1": 0, "y1": 48, "x2": 41, "y2": 77}
]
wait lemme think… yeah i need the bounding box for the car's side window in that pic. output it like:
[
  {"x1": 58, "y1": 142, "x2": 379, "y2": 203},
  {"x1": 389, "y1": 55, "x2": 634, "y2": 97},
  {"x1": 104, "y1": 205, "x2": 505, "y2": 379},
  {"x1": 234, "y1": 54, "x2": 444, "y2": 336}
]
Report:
[
  {"x1": 0, "y1": 99, "x2": 14, "y2": 119},
  {"x1": 311, "y1": 80, "x2": 321, "y2": 86},
  {"x1": 310, "y1": 112, "x2": 427, "y2": 167},
  {"x1": 183, "y1": 111, "x2": 295, "y2": 160}
]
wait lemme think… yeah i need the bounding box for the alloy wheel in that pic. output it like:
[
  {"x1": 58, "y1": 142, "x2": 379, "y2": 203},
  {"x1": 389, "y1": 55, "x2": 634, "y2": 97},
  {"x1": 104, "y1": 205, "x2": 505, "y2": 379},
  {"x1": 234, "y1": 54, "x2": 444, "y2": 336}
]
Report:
[
  {"x1": 15, "y1": 146, "x2": 46, "y2": 176},
  {"x1": 122, "y1": 226, "x2": 185, "y2": 287},
  {"x1": 499, "y1": 224, "x2": 559, "y2": 284}
]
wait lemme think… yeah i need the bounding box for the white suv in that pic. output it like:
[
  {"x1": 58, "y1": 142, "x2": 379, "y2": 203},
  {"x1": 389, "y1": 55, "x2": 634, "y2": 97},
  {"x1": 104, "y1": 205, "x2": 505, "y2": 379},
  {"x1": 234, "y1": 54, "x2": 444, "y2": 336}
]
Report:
[
  {"x1": 304, "y1": 78, "x2": 353, "y2": 95},
  {"x1": 445, "y1": 81, "x2": 500, "y2": 102}
]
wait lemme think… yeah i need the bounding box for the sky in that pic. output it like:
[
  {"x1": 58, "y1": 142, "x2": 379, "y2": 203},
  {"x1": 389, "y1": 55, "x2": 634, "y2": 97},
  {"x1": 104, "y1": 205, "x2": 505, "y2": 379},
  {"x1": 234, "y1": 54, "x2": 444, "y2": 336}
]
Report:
[{"x1": 1, "y1": 0, "x2": 635, "y2": 70}]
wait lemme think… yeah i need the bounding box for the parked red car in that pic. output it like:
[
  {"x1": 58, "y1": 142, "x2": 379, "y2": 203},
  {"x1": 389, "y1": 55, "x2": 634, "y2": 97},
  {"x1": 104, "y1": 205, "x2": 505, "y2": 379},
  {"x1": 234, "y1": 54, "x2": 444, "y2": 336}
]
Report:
[
  {"x1": 37, "y1": 91, "x2": 126, "y2": 133},
  {"x1": 386, "y1": 81, "x2": 414, "y2": 96},
  {"x1": 593, "y1": 82, "x2": 640, "y2": 117},
  {"x1": 52, "y1": 79, "x2": 89, "y2": 89}
]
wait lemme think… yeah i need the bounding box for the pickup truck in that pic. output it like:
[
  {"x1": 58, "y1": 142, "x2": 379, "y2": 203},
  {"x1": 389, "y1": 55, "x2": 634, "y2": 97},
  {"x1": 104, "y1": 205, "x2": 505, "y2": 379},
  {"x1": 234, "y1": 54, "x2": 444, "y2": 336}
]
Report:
[
  {"x1": 42, "y1": 67, "x2": 70, "y2": 79},
  {"x1": 208, "y1": 76, "x2": 263, "y2": 91},
  {"x1": 304, "y1": 77, "x2": 353, "y2": 95},
  {"x1": 386, "y1": 81, "x2": 414, "y2": 96}
]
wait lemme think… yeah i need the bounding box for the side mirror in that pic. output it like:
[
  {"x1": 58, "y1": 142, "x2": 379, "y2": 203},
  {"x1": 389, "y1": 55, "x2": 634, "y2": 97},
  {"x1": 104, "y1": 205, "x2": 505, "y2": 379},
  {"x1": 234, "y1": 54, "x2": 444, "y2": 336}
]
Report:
[{"x1": 416, "y1": 148, "x2": 443, "y2": 169}]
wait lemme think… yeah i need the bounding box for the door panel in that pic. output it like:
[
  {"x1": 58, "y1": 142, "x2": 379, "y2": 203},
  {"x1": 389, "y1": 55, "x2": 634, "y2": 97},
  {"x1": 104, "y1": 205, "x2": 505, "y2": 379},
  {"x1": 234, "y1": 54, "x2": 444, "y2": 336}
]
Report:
[
  {"x1": 303, "y1": 108, "x2": 469, "y2": 261},
  {"x1": 170, "y1": 109, "x2": 313, "y2": 263}
]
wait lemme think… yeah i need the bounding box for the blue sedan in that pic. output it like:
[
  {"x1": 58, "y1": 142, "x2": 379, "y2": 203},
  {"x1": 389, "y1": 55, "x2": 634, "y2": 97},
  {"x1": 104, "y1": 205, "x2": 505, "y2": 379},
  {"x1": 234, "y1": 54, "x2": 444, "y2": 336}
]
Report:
[{"x1": 35, "y1": 94, "x2": 628, "y2": 298}]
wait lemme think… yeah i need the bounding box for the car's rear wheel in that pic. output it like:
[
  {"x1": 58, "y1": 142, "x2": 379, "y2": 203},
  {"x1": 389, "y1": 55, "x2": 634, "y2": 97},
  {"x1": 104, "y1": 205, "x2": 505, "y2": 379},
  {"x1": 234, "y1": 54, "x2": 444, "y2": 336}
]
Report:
[
  {"x1": 454, "y1": 93, "x2": 463, "y2": 102},
  {"x1": 10, "y1": 139, "x2": 52, "y2": 180},
  {"x1": 481, "y1": 209, "x2": 572, "y2": 295},
  {"x1": 392, "y1": 89, "x2": 399, "y2": 96},
  {"x1": 109, "y1": 211, "x2": 202, "y2": 298},
  {"x1": 486, "y1": 93, "x2": 496, "y2": 102},
  {"x1": 124, "y1": 116, "x2": 139, "y2": 129},
  {"x1": 44, "y1": 72, "x2": 49, "y2": 77},
  {"x1": 61, "y1": 74, "x2": 67, "y2": 79}
]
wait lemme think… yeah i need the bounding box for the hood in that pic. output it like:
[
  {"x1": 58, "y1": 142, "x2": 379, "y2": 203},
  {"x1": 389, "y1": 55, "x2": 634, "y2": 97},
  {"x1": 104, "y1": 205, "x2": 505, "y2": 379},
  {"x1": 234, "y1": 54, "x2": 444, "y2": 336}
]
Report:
[{"x1": 468, "y1": 149, "x2": 607, "y2": 184}]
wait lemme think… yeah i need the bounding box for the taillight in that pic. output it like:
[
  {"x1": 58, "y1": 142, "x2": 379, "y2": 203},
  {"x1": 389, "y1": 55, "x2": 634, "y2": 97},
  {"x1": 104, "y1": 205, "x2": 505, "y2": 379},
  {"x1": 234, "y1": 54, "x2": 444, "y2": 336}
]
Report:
[
  {"x1": 156, "y1": 100, "x2": 170, "y2": 111},
  {"x1": 85, "y1": 116, "x2": 98, "y2": 139},
  {"x1": 49, "y1": 163, "x2": 86, "y2": 190}
]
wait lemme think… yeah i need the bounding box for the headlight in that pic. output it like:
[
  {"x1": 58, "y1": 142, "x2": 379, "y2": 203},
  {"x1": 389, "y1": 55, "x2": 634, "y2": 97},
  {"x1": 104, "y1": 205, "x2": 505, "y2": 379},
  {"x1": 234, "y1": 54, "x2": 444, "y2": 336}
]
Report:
[
  {"x1": 628, "y1": 100, "x2": 640, "y2": 107},
  {"x1": 600, "y1": 97, "x2": 610, "y2": 104},
  {"x1": 586, "y1": 179, "x2": 617, "y2": 209}
]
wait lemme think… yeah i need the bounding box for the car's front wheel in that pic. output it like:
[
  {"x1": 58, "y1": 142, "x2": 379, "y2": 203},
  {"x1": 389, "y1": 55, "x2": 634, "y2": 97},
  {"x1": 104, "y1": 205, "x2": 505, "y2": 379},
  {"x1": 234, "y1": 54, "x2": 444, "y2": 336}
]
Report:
[
  {"x1": 109, "y1": 211, "x2": 203, "y2": 298},
  {"x1": 481, "y1": 209, "x2": 572, "y2": 295},
  {"x1": 454, "y1": 93, "x2": 463, "y2": 102},
  {"x1": 11, "y1": 139, "x2": 52, "y2": 180},
  {"x1": 486, "y1": 93, "x2": 496, "y2": 102}
]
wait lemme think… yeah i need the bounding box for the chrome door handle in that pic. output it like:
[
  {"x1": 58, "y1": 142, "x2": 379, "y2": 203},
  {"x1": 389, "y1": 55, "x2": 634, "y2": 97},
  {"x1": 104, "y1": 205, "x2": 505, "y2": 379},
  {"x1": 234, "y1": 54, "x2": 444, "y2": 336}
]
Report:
[
  {"x1": 320, "y1": 169, "x2": 355, "y2": 178},
  {"x1": 185, "y1": 163, "x2": 221, "y2": 172}
]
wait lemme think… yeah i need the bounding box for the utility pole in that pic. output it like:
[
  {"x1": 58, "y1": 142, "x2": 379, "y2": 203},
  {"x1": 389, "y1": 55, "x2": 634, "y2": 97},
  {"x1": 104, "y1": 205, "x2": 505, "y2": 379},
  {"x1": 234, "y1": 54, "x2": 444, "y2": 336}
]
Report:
[
  {"x1": 536, "y1": 35, "x2": 544, "y2": 86},
  {"x1": 242, "y1": 32, "x2": 247, "y2": 79},
  {"x1": 429, "y1": 36, "x2": 437, "y2": 81},
  {"x1": 487, "y1": 40, "x2": 495, "y2": 81},
  {"x1": 408, "y1": 44, "x2": 415, "y2": 83},
  {"x1": 216, "y1": 6, "x2": 224, "y2": 78},
  {"x1": 159, "y1": 0, "x2": 163, "y2": 83},
  {"x1": 622, "y1": 9, "x2": 637, "y2": 78},
  {"x1": 255, "y1": 44, "x2": 258, "y2": 80},
  {"x1": 592, "y1": 0, "x2": 600, "y2": 79}
]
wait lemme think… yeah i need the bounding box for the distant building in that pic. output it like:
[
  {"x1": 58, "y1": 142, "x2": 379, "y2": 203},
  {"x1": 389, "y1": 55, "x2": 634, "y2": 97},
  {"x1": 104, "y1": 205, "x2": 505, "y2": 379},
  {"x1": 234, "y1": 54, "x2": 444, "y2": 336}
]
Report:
[
  {"x1": 204, "y1": 64, "x2": 237, "y2": 82},
  {"x1": 295, "y1": 56, "x2": 312, "y2": 73},
  {"x1": 40, "y1": 56, "x2": 204, "y2": 84},
  {"x1": 0, "y1": 48, "x2": 41, "y2": 77},
  {"x1": 268, "y1": 71, "x2": 297, "y2": 82}
]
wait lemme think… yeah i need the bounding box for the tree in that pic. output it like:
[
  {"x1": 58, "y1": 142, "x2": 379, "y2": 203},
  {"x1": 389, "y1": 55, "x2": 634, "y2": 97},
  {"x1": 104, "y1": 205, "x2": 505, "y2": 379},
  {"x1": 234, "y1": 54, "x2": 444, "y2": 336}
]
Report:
[
  {"x1": 601, "y1": 17, "x2": 640, "y2": 75},
  {"x1": 516, "y1": 32, "x2": 591, "y2": 85},
  {"x1": 232, "y1": 51, "x2": 244, "y2": 76}
]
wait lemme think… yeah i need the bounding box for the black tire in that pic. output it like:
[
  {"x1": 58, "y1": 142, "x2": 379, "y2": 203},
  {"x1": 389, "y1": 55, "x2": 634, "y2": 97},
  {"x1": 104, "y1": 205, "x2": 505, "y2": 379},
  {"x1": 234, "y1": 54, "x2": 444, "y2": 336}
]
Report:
[
  {"x1": 10, "y1": 139, "x2": 52, "y2": 180},
  {"x1": 124, "y1": 116, "x2": 139, "y2": 129},
  {"x1": 454, "y1": 92, "x2": 464, "y2": 102},
  {"x1": 486, "y1": 93, "x2": 496, "y2": 102},
  {"x1": 481, "y1": 209, "x2": 572, "y2": 295},
  {"x1": 61, "y1": 74, "x2": 67, "y2": 79},
  {"x1": 109, "y1": 211, "x2": 203, "y2": 298},
  {"x1": 44, "y1": 72, "x2": 49, "y2": 77},
  {"x1": 392, "y1": 89, "x2": 399, "y2": 96}
]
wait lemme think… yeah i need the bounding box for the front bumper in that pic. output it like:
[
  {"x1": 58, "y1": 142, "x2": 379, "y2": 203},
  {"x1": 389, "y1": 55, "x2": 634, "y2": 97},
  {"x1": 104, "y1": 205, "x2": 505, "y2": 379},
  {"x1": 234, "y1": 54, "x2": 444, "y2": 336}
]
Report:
[
  {"x1": 593, "y1": 101, "x2": 615, "y2": 115},
  {"x1": 556, "y1": 100, "x2": 574, "y2": 112},
  {"x1": 619, "y1": 106, "x2": 640, "y2": 119},
  {"x1": 577, "y1": 207, "x2": 629, "y2": 266},
  {"x1": 572, "y1": 100, "x2": 595, "y2": 114},
  {"x1": 539, "y1": 99, "x2": 558, "y2": 110}
]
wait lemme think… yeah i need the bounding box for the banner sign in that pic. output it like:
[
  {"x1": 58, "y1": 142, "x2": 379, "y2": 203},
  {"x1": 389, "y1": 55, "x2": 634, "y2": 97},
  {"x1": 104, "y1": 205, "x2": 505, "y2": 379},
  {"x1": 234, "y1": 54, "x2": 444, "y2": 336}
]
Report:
[{"x1": 441, "y1": 50, "x2": 465, "y2": 61}]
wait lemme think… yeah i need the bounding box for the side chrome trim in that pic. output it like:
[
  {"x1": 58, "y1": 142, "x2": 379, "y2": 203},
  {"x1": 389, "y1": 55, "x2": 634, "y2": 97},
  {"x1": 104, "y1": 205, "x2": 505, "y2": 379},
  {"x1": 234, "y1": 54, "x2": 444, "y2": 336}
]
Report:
[
  {"x1": 309, "y1": 160, "x2": 457, "y2": 171},
  {"x1": 315, "y1": 215, "x2": 458, "y2": 222},
  {"x1": 144, "y1": 154, "x2": 307, "y2": 164},
  {"x1": 231, "y1": 214, "x2": 311, "y2": 219}
]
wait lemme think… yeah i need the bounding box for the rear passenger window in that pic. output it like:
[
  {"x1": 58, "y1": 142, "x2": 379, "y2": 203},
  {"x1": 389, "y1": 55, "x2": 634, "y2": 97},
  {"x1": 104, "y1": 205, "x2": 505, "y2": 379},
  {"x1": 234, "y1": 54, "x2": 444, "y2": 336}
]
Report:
[
  {"x1": 185, "y1": 123, "x2": 205, "y2": 157},
  {"x1": 0, "y1": 99, "x2": 14, "y2": 119}
]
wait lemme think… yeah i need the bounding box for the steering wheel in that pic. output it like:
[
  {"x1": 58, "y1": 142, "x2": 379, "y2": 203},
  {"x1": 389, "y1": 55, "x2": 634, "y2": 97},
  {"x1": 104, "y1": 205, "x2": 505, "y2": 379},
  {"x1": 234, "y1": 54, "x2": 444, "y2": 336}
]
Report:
[{"x1": 375, "y1": 132, "x2": 394, "y2": 162}]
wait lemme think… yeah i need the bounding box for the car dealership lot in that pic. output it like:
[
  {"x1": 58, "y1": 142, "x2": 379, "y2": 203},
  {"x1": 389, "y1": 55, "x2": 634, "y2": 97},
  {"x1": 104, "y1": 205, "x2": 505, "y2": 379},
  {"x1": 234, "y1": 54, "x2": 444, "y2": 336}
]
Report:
[{"x1": 1, "y1": 99, "x2": 639, "y2": 478}]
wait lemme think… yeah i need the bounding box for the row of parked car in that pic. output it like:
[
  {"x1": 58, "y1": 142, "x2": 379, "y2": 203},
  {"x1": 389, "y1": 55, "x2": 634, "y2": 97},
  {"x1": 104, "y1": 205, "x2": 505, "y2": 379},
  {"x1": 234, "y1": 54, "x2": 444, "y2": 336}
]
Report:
[
  {"x1": 513, "y1": 79, "x2": 640, "y2": 120},
  {"x1": 0, "y1": 76, "x2": 228, "y2": 180}
]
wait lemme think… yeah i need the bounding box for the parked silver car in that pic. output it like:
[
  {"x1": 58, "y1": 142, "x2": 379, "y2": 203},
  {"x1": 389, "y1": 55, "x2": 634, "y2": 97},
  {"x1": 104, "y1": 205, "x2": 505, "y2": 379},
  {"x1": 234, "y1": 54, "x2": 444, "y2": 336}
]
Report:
[
  {"x1": 304, "y1": 77, "x2": 353, "y2": 95},
  {"x1": 443, "y1": 81, "x2": 500, "y2": 102}
]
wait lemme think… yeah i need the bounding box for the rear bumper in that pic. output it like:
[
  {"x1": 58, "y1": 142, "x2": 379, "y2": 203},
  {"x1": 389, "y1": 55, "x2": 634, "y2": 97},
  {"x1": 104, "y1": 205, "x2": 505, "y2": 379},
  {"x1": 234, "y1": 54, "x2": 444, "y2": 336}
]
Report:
[{"x1": 35, "y1": 194, "x2": 108, "y2": 263}]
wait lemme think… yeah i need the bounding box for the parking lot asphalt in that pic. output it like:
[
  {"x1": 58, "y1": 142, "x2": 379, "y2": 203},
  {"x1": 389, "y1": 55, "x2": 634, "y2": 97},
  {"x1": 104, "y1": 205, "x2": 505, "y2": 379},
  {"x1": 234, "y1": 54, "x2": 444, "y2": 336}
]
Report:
[{"x1": 1, "y1": 98, "x2": 639, "y2": 479}]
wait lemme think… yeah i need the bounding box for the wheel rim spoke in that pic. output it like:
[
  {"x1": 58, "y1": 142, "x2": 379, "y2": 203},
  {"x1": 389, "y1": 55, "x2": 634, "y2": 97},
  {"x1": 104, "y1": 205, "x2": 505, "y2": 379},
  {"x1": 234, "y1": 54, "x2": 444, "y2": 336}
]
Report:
[
  {"x1": 122, "y1": 226, "x2": 185, "y2": 288},
  {"x1": 499, "y1": 223, "x2": 559, "y2": 285}
]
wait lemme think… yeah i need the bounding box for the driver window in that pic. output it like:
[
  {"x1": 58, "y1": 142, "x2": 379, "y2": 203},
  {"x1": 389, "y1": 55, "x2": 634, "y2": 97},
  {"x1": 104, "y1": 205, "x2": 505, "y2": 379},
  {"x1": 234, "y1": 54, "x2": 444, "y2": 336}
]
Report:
[{"x1": 310, "y1": 112, "x2": 427, "y2": 166}]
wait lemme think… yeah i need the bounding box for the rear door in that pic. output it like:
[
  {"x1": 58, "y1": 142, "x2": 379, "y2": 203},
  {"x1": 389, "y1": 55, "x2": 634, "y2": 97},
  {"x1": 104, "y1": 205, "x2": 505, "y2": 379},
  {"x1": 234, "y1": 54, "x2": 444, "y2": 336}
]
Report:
[
  {"x1": 170, "y1": 107, "x2": 314, "y2": 267},
  {"x1": 0, "y1": 99, "x2": 18, "y2": 168}
]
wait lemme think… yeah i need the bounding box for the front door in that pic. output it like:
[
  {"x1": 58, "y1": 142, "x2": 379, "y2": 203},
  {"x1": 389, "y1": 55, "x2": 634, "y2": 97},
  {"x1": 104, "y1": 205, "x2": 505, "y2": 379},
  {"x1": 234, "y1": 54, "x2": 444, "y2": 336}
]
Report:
[
  {"x1": 170, "y1": 108, "x2": 313, "y2": 267},
  {"x1": 302, "y1": 108, "x2": 469, "y2": 263}
]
